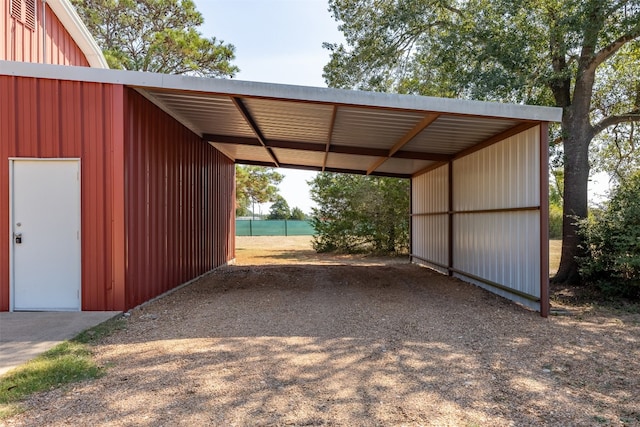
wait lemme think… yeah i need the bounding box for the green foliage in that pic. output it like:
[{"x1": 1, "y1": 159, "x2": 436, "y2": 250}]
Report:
[
  {"x1": 309, "y1": 173, "x2": 409, "y2": 254},
  {"x1": 235, "y1": 165, "x2": 283, "y2": 217},
  {"x1": 71, "y1": 0, "x2": 238, "y2": 77},
  {"x1": 577, "y1": 172, "x2": 640, "y2": 299},
  {"x1": 268, "y1": 195, "x2": 290, "y2": 220},
  {"x1": 290, "y1": 207, "x2": 306, "y2": 220}
]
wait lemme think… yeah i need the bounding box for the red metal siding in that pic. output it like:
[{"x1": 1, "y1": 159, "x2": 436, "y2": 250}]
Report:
[
  {"x1": 1, "y1": 0, "x2": 89, "y2": 66},
  {"x1": 0, "y1": 76, "x2": 123, "y2": 311},
  {"x1": 123, "y1": 89, "x2": 235, "y2": 310}
]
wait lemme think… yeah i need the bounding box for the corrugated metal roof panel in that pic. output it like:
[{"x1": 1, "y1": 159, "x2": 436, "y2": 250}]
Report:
[
  {"x1": 244, "y1": 99, "x2": 334, "y2": 144},
  {"x1": 405, "y1": 116, "x2": 520, "y2": 154},
  {"x1": 272, "y1": 148, "x2": 325, "y2": 168},
  {"x1": 331, "y1": 107, "x2": 426, "y2": 149},
  {"x1": 375, "y1": 157, "x2": 436, "y2": 175},
  {"x1": 210, "y1": 143, "x2": 274, "y2": 163},
  {"x1": 325, "y1": 152, "x2": 380, "y2": 171},
  {"x1": 149, "y1": 91, "x2": 256, "y2": 138}
]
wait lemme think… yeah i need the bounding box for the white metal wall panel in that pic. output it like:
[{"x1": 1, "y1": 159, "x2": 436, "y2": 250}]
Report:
[
  {"x1": 452, "y1": 127, "x2": 541, "y2": 310},
  {"x1": 453, "y1": 212, "x2": 540, "y2": 309},
  {"x1": 453, "y1": 128, "x2": 540, "y2": 211},
  {"x1": 411, "y1": 127, "x2": 543, "y2": 312},
  {"x1": 411, "y1": 164, "x2": 449, "y2": 273}
]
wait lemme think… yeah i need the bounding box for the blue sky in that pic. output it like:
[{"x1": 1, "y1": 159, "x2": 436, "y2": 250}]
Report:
[{"x1": 192, "y1": 0, "x2": 346, "y2": 214}]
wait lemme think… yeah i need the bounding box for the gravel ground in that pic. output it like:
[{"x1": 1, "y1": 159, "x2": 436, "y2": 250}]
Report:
[{"x1": 3, "y1": 237, "x2": 639, "y2": 426}]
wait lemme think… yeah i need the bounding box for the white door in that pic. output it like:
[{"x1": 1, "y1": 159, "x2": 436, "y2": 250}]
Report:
[{"x1": 11, "y1": 159, "x2": 81, "y2": 311}]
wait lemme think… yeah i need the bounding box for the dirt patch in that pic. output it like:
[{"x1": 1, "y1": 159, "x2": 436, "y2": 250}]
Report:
[{"x1": 4, "y1": 238, "x2": 640, "y2": 426}]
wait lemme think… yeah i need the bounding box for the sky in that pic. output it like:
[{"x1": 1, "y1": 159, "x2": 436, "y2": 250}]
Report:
[{"x1": 192, "y1": 0, "x2": 346, "y2": 215}]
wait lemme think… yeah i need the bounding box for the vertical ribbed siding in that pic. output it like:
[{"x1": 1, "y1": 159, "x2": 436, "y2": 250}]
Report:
[
  {"x1": 1, "y1": 1, "x2": 89, "y2": 66},
  {"x1": 0, "y1": 76, "x2": 121, "y2": 311},
  {"x1": 42, "y1": 5, "x2": 88, "y2": 66},
  {"x1": 411, "y1": 165, "x2": 449, "y2": 273},
  {"x1": 411, "y1": 126, "x2": 543, "y2": 312},
  {"x1": 452, "y1": 127, "x2": 541, "y2": 310},
  {"x1": 123, "y1": 89, "x2": 234, "y2": 310}
]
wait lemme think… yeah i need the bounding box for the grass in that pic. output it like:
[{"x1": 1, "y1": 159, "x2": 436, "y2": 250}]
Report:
[{"x1": 0, "y1": 317, "x2": 125, "y2": 420}]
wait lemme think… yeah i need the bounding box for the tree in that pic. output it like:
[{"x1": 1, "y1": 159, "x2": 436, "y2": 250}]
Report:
[
  {"x1": 324, "y1": 0, "x2": 640, "y2": 284},
  {"x1": 290, "y1": 207, "x2": 306, "y2": 221},
  {"x1": 71, "y1": 0, "x2": 238, "y2": 77},
  {"x1": 268, "y1": 196, "x2": 290, "y2": 220},
  {"x1": 309, "y1": 173, "x2": 409, "y2": 253},
  {"x1": 235, "y1": 165, "x2": 283, "y2": 218}
]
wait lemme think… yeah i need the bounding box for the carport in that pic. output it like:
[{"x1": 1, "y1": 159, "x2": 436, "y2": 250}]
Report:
[{"x1": 1, "y1": 61, "x2": 562, "y2": 315}]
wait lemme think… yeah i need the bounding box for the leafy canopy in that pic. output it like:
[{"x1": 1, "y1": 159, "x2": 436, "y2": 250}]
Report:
[
  {"x1": 268, "y1": 195, "x2": 291, "y2": 220},
  {"x1": 310, "y1": 173, "x2": 409, "y2": 254},
  {"x1": 290, "y1": 207, "x2": 306, "y2": 221},
  {"x1": 72, "y1": 0, "x2": 238, "y2": 77},
  {"x1": 235, "y1": 165, "x2": 283, "y2": 217}
]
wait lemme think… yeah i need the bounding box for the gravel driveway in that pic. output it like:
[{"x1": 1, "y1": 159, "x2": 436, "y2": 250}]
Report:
[{"x1": 5, "y1": 238, "x2": 639, "y2": 426}]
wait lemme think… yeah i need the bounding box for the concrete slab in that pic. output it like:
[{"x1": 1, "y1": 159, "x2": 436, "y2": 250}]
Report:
[{"x1": 0, "y1": 311, "x2": 121, "y2": 377}]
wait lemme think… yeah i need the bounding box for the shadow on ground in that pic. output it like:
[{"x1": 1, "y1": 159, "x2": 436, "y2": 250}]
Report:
[{"x1": 8, "y1": 263, "x2": 640, "y2": 426}]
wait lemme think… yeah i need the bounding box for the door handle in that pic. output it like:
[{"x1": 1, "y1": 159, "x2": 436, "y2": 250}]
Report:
[{"x1": 14, "y1": 233, "x2": 22, "y2": 244}]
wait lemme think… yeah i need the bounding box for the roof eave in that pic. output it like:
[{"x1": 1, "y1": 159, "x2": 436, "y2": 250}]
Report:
[{"x1": 0, "y1": 61, "x2": 562, "y2": 123}]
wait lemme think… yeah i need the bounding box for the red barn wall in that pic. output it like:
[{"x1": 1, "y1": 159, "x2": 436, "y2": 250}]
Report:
[
  {"x1": 0, "y1": 75, "x2": 124, "y2": 311},
  {"x1": 123, "y1": 89, "x2": 235, "y2": 309},
  {"x1": 1, "y1": 0, "x2": 90, "y2": 66},
  {"x1": 1, "y1": 77, "x2": 235, "y2": 312}
]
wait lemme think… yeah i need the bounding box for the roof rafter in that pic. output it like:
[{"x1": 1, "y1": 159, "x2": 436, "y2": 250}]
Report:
[
  {"x1": 366, "y1": 113, "x2": 440, "y2": 175},
  {"x1": 323, "y1": 106, "x2": 338, "y2": 172},
  {"x1": 230, "y1": 97, "x2": 280, "y2": 167}
]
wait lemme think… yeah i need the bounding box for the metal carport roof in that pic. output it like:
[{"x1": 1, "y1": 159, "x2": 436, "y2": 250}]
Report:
[{"x1": 1, "y1": 61, "x2": 563, "y2": 176}]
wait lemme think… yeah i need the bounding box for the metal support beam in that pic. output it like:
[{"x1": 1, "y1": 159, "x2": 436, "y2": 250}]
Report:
[
  {"x1": 204, "y1": 133, "x2": 453, "y2": 162},
  {"x1": 231, "y1": 97, "x2": 280, "y2": 167},
  {"x1": 367, "y1": 113, "x2": 440, "y2": 175},
  {"x1": 539, "y1": 123, "x2": 550, "y2": 317},
  {"x1": 323, "y1": 106, "x2": 338, "y2": 171}
]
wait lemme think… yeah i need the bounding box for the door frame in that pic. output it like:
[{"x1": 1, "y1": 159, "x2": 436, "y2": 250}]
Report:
[{"x1": 9, "y1": 158, "x2": 82, "y2": 312}]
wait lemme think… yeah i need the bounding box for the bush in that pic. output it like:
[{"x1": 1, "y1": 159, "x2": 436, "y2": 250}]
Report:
[{"x1": 577, "y1": 172, "x2": 640, "y2": 299}]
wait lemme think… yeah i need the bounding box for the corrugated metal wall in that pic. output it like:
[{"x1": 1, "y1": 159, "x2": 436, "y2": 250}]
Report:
[
  {"x1": 0, "y1": 75, "x2": 123, "y2": 311},
  {"x1": 1, "y1": 1, "x2": 89, "y2": 66},
  {"x1": 412, "y1": 126, "x2": 543, "y2": 312},
  {"x1": 411, "y1": 165, "x2": 449, "y2": 274},
  {"x1": 123, "y1": 89, "x2": 235, "y2": 310}
]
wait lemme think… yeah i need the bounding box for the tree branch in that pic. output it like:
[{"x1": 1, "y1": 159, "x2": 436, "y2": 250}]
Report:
[
  {"x1": 592, "y1": 110, "x2": 640, "y2": 137},
  {"x1": 590, "y1": 22, "x2": 640, "y2": 69}
]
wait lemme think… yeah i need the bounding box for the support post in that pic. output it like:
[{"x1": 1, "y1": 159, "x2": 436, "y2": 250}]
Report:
[
  {"x1": 447, "y1": 161, "x2": 454, "y2": 276},
  {"x1": 539, "y1": 123, "x2": 550, "y2": 317}
]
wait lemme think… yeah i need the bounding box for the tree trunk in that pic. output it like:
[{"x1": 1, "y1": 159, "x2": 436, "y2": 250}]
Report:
[{"x1": 553, "y1": 113, "x2": 592, "y2": 285}]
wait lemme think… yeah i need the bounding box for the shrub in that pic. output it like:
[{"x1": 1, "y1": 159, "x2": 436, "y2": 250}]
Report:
[{"x1": 577, "y1": 172, "x2": 640, "y2": 299}]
